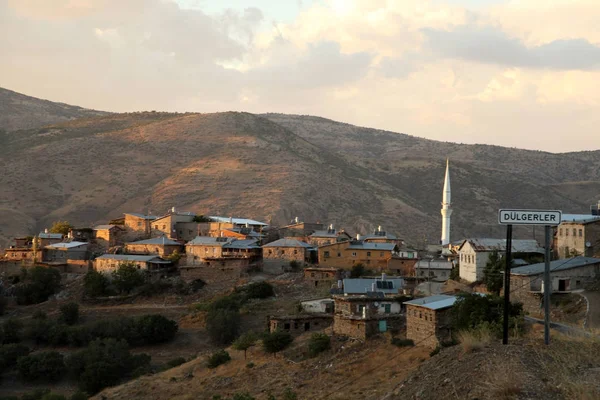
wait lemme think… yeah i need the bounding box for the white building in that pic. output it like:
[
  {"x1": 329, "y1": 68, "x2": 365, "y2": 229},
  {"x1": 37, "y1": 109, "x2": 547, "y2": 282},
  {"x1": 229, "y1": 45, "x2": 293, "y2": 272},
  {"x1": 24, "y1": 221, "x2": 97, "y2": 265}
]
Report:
[{"x1": 440, "y1": 159, "x2": 452, "y2": 246}]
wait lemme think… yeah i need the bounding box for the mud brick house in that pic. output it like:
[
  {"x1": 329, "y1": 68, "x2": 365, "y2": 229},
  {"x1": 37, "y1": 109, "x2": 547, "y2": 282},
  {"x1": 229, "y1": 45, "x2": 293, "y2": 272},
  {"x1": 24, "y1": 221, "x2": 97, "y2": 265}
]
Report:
[
  {"x1": 126, "y1": 237, "x2": 183, "y2": 257},
  {"x1": 150, "y1": 208, "x2": 198, "y2": 241},
  {"x1": 303, "y1": 267, "x2": 343, "y2": 288},
  {"x1": 37, "y1": 231, "x2": 64, "y2": 247},
  {"x1": 555, "y1": 213, "x2": 600, "y2": 259},
  {"x1": 217, "y1": 227, "x2": 262, "y2": 241},
  {"x1": 458, "y1": 238, "x2": 544, "y2": 283},
  {"x1": 94, "y1": 254, "x2": 171, "y2": 273},
  {"x1": 269, "y1": 315, "x2": 333, "y2": 336},
  {"x1": 124, "y1": 213, "x2": 157, "y2": 235},
  {"x1": 387, "y1": 256, "x2": 419, "y2": 276},
  {"x1": 318, "y1": 240, "x2": 395, "y2": 270},
  {"x1": 93, "y1": 225, "x2": 124, "y2": 248},
  {"x1": 414, "y1": 259, "x2": 454, "y2": 281},
  {"x1": 43, "y1": 242, "x2": 89, "y2": 263},
  {"x1": 207, "y1": 216, "x2": 269, "y2": 236},
  {"x1": 405, "y1": 295, "x2": 457, "y2": 348},
  {"x1": 278, "y1": 219, "x2": 324, "y2": 240},
  {"x1": 67, "y1": 228, "x2": 94, "y2": 242},
  {"x1": 3, "y1": 240, "x2": 40, "y2": 263},
  {"x1": 309, "y1": 225, "x2": 352, "y2": 247},
  {"x1": 362, "y1": 226, "x2": 403, "y2": 247},
  {"x1": 300, "y1": 298, "x2": 335, "y2": 313},
  {"x1": 262, "y1": 238, "x2": 315, "y2": 269},
  {"x1": 333, "y1": 295, "x2": 404, "y2": 339},
  {"x1": 186, "y1": 237, "x2": 261, "y2": 263},
  {"x1": 342, "y1": 275, "x2": 405, "y2": 296},
  {"x1": 14, "y1": 237, "x2": 33, "y2": 248}
]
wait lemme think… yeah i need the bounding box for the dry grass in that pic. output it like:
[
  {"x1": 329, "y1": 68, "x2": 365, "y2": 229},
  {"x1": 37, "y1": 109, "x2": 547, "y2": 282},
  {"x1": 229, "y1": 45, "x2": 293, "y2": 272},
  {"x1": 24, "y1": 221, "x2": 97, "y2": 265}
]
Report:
[
  {"x1": 457, "y1": 327, "x2": 492, "y2": 353},
  {"x1": 484, "y1": 362, "x2": 524, "y2": 400}
]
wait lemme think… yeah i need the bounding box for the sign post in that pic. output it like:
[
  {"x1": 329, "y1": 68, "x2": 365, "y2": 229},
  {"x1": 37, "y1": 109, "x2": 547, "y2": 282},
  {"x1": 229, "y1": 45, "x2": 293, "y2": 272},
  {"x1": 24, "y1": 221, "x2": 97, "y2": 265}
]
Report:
[{"x1": 498, "y1": 209, "x2": 561, "y2": 345}]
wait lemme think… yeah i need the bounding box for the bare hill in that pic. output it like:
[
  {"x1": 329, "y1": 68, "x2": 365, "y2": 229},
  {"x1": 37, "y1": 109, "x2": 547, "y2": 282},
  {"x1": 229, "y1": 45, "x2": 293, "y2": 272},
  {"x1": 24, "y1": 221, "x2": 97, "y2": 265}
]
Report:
[{"x1": 0, "y1": 87, "x2": 109, "y2": 131}]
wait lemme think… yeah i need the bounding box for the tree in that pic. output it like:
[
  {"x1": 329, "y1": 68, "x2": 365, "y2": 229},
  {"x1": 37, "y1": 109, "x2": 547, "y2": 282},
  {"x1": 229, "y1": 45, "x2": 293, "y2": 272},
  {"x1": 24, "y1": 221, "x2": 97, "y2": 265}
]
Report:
[
  {"x1": 49, "y1": 221, "x2": 73, "y2": 236},
  {"x1": 112, "y1": 262, "x2": 145, "y2": 294},
  {"x1": 0, "y1": 343, "x2": 30, "y2": 373},
  {"x1": 449, "y1": 264, "x2": 460, "y2": 281},
  {"x1": 15, "y1": 267, "x2": 62, "y2": 305},
  {"x1": 206, "y1": 350, "x2": 231, "y2": 369},
  {"x1": 262, "y1": 331, "x2": 293, "y2": 357},
  {"x1": 134, "y1": 315, "x2": 178, "y2": 345},
  {"x1": 350, "y1": 263, "x2": 367, "y2": 278},
  {"x1": 242, "y1": 282, "x2": 275, "y2": 300},
  {"x1": 192, "y1": 215, "x2": 211, "y2": 223},
  {"x1": 232, "y1": 332, "x2": 257, "y2": 359},
  {"x1": 483, "y1": 250, "x2": 504, "y2": 295},
  {"x1": 205, "y1": 309, "x2": 240, "y2": 345},
  {"x1": 84, "y1": 269, "x2": 110, "y2": 297},
  {"x1": 60, "y1": 302, "x2": 80, "y2": 325},
  {"x1": 452, "y1": 293, "x2": 524, "y2": 336},
  {"x1": 17, "y1": 351, "x2": 66, "y2": 382},
  {"x1": 2, "y1": 317, "x2": 24, "y2": 344},
  {"x1": 308, "y1": 333, "x2": 330, "y2": 357}
]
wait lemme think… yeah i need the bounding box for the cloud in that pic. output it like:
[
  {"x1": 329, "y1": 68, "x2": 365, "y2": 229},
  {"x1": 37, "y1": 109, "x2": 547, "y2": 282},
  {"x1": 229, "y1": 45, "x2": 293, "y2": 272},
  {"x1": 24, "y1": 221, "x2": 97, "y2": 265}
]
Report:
[{"x1": 423, "y1": 25, "x2": 600, "y2": 70}]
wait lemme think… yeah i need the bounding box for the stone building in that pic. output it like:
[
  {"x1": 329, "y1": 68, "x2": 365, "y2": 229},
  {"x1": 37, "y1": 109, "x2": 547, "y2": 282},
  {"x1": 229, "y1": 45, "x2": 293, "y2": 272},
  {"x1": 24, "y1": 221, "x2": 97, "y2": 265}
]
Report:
[
  {"x1": 262, "y1": 238, "x2": 314, "y2": 269},
  {"x1": 68, "y1": 228, "x2": 94, "y2": 242},
  {"x1": 387, "y1": 257, "x2": 418, "y2": 276},
  {"x1": 126, "y1": 237, "x2": 183, "y2": 257},
  {"x1": 342, "y1": 276, "x2": 405, "y2": 296},
  {"x1": 303, "y1": 267, "x2": 343, "y2": 288},
  {"x1": 405, "y1": 295, "x2": 457, "y2": 348},
  {"x1": 150, "y1": 208, "x2": 197, "y2": 241},
  {"x1": 43, "y1": 242, "x2": 89, "y2": 263},
  {"x1": 93, "y1": 225, "x2": 124, "y2": 248},
  {"x1": 309, "y1": 226, "x2": 352, "y2": 247},
  {"x1": 278, "y1": 219, "x2": 324, "y2": 240},
  {"x1": 3, "y1": 247, "x2": 40, "y2": 263},
  {"x1": 332, "y1": 295, "x2": 404, "y2": 339},
  {"x1": 555, "y1": 214, "x2": 600, "y2": 259},
  {"x1": 362, "y1": 226, "x2": 403, "y2": 247},
  {"x1": 124, "y1": 213, "x2": 157, "y2": 235},
  {"x1": 207, "y1": 216, "x2": 268, "y2": 235},
  {"x1": 186, "y1": 237, "x2": 261, "y2": 263},
  {"x1": 318, "y1": 240, "x2": 396, "y2": 270},
  {"x1": 458, "y1": 238, "x2": 544, "y2": 283},
  {"x1": 37, "y1": 231, "x2": 64, "y2": 247},
  {"x1": 414, "y1": 259, "x2": 454, "y2": 281},
  {"x1": 94, "y1": 254, "x2": 171, "y2": 273},
  {"x1": 269, "y1": 315, "x2": 333, "y2": 336}
]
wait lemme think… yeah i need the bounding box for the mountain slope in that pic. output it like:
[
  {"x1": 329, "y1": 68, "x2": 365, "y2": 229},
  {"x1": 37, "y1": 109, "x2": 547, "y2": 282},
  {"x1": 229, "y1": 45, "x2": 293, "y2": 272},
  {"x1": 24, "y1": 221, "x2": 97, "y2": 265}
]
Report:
[{"x1": 0, "y1": 87, "x2": 109, "y2": 131}]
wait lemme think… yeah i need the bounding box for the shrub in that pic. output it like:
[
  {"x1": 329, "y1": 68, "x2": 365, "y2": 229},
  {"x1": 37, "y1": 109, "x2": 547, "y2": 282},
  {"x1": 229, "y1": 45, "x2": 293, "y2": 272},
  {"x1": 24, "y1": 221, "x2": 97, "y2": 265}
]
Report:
[
  {"x1": 242, "y1": 282, "x2": 275, "y2": 300},
  {"x1": 112, "y1": 262, "x2": 145, "y2": 294},
  {"x1": 69, "y1": 392, "x2": 88, "y2": 400},
  {"x1": 429, "y1": 347, "x2": 440, "y2": 357},
  {"x1": 231, "y1": 394, "x2": 255, "y2": 400},
  {"x1": 289, "y1": 260, "x2": 301, "y2": 271},
  {"x1": 0, "y1": 296, "x2": 6, "y2": 316},
  {"x1": 15, "y1": 267, "x2": 61, "y2": 305},
  {"x1": 458, "y1": 327, "x2": 492, "y2": 353},
  {"x1": 134, "y1": 314, "x2": 178, "y2": 345},
  {"x1": 206, "y1": 350, "x2": 231, "y2": 369},
  {"x1": 26, "y1": 317, "x2": 53, "y2": 345},
  {"x1": 2, "y1": 318, "x2": 24, "y2": 344},
  {"x1": 165, "y1": 357, "x2": 186, "y2": 369},
  {"x1": 206, "y1": 309, "x2": 241, "y2": 345},
  {"x1": 391, "y1": 338, "x2": 414, "y2": 347},
  {"x1": 32, "y1": 310, "x2": 47, "y2": 320},
  {"x1": 262, "y1": 331, "x2": 294, "y2": 356},
  {"x1": 0, "y1": 343, "x2": 30, "y2": 372},
  {"x1": 308, "y1": 333, "x2": 331, "y2": 356},
  {"x1": 282, "y1": 388, "x2": 298, "y2": 400},
  {"x1": 60, "y1": 302, "x2": 80, "y2": 325},
  {"x1": 246, "y1": 362, "x2": 254, "y2": 369},
  {"x1": 209, "y1": 294, "x2": 244, "y2": 312},
  {"x1": 17, "y1": 351, "x2": 66, "y2": 382},
  {"x1": 350, "y1": 264, "x2": 367, "y2": 278},
  {"x1": 84, "y1": 270, "x2": 109, "y2": 298},
  {"x1": 452, "y1": 293, "x2": 524, "y2": 336}
]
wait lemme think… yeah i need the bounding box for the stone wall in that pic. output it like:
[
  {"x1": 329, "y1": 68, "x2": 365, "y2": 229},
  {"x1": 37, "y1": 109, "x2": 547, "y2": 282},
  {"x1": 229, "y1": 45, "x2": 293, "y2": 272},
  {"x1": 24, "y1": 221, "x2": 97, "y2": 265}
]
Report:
[
  {"x1": 406, "y1": 305, "x2": 453, "y2": 348},
  {"x1": 269, "y1": 315, "x2": 333, "y2": 336},
  {"x1": 126, "y1": 243, "x2": 182, "y2": 257}
]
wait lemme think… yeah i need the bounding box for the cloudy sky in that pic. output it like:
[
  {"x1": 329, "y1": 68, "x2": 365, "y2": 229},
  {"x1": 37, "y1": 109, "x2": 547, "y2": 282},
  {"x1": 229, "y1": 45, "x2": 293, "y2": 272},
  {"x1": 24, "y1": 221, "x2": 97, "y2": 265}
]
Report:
[{"x1": 2, "y1": 0, "x2": 599, "y2": 152}]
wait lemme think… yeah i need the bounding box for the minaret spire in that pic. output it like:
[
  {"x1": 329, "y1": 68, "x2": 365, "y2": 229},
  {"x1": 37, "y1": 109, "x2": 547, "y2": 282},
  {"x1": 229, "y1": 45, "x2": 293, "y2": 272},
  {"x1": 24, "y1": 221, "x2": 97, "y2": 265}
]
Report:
[{"x1": 441, "y1": 159, "x2": 452, "y2": 246}]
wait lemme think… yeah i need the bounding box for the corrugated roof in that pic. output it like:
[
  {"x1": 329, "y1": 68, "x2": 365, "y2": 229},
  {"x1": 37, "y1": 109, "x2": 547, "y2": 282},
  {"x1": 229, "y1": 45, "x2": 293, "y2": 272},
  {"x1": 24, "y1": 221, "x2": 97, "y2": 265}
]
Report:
[
  {"x1": 39, "y1": 233, "x2": 63, "y2": 239},
  {"x1": 343, "y1": 278, "x2": 403, "y2": 294},
  {"x1": 363, "y1": 233, "x2": 398, "y2": 240},
  {"x1": 310, "y1": 230, "x2": 338, "y2": 238},
  {"x1": 127, "y1": 237, "x2": 181, "y2": 246},
  {"x1": 209, "y1": 216, "x2": 268, "y2": 226},
  {"x1": 347, "y1": 242, "x2": 395, "y2": 251},
  {"x1": 404, "y1": 294, "x2": 457, "y2": 310},
  {"x1": 224, "y1": 239, "x2": 260, "y2": 249},
  {"x1": 263, "y1": 239, "x2": 313, "y2": 248},
  {"x1": 186, "y1": 236, "x2": 233, "y2": 246},
  {"x1": 95, "y1": 254, "x2": 161, "y2": 262},
  {"x1": 415, "y1": 260, "x2": 453, "y2": 270},
  {"x1": 124, "y1": 213, "x2": 158, "y2": 219},
  {"x1": 459, "y1": 238, "x2": 543, "y2": 253},
  {"x1": 46, "y1": 241, "x2": 88, "y2": 249},
  {"x1": 560, "y1": 214, "x2": 600, "y2": 224},
  {"x1": 511, "y1": 256, "x2": 600, "y2": 276},
  {"x1": 93, "y1": 225, "x2": 117, "y2": 230}
]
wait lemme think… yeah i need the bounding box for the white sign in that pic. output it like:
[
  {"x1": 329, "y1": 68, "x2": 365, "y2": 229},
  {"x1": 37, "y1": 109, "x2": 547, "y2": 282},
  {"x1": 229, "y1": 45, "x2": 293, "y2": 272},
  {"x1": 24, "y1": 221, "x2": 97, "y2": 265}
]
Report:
[{"x1": 498, "y1": 209, "x2": 562, "y2": 226}]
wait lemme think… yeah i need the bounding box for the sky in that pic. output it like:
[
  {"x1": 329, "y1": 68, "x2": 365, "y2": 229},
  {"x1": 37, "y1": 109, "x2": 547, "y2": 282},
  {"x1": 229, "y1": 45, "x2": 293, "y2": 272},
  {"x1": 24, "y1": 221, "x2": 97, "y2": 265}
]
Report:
[{"x1": 2, "y1": 0, "x2": 599, "y2": 153}]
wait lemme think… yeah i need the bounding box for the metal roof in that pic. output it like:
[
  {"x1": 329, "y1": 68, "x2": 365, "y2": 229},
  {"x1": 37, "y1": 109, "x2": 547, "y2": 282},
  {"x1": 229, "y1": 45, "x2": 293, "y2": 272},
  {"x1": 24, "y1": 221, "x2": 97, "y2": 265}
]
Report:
[
  {"x1": 186, "y1": 236, "x2": 233, "y2": 246},
  {"x1": 343, "y1": 278, "x2": 403, "y2": 294},
  {"x1": 39, "y1": 233, "x2": 63, "y2": 239},
  {"x1": 363, "y1": 233, "x2": 398, "y2": 240},
  {"x1": 95, "y1": 254, "x2": 161, "y2": 262},
  {"x1": 347, "y1": 242, "x2": 395, "y2": 251},
  {"x1": 404, "y1": 294, "x2": 457, "y2": 310},
  {"x1": 560, "y1": 214, "x2": 600, "y2": 224},
  {"x1": 209, "y1": 216, "x2": 268, "y2": 226},
  {"x1": 458, "y1": 238, "x2": 543, "y2": 254},
  {"x1": 510, "y1": 256, "x2": 600, "y2": 276},
  {"x1": 127, "y1": 237, "x2": 181, "y2": 246},
  {"x1": 263, "y1": 239, "x2": 313, "y2": 248},
  {"x1": 93, "y1": 225, "x2": 118, "y2": 230},
  {"x1": 124, "y1": 213, "x2": 158, "y2": 220},
  {"x1": 45, "y1": 241, "x2": 88, "y2": 249},
  {"x1": 415, "y1": 259, "x2": 454, "y2": 270},
  {"x1": 310, "y1": 230, "x2": 338, "y2": 238},
  {"x1": 224, "y1": 239, "x2": 261, "y2": 249}
]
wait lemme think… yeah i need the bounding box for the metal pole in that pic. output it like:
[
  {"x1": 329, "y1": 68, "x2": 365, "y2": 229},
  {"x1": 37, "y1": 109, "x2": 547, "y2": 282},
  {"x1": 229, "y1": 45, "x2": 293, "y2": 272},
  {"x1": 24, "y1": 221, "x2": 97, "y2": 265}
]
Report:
[
  {"x1": 544, "y1": 225, "x2": 551, "y2": 345},
  {"x1": 503, "y1": 224, "x2": 513, "y2": 345}
]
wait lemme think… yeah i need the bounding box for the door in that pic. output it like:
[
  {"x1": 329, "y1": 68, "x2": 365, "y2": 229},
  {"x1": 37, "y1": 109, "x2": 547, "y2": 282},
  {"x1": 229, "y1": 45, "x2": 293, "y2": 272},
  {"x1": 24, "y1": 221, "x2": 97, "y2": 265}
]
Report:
[{"x1": 378, "y1": 320, "x2": 387, "y2": 332}]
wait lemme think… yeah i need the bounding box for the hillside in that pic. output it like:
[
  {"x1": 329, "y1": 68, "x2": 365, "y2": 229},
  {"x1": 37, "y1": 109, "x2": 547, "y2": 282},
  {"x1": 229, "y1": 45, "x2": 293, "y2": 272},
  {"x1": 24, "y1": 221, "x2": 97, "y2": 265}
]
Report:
[
  {"x1": 0, "y1": 90, "x2": 599, "y2": 247},
  {"x1": 0, "y1": 87, "x2": 109, "y2": 131}
]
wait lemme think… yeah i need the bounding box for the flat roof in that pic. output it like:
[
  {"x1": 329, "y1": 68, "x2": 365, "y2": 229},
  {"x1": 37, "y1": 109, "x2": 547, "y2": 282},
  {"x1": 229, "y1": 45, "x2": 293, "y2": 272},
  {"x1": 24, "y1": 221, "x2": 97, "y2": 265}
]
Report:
[
  {"x1": 95, "y1": 254, "x2": 161, "y2": 262},
  {"x1": 511, "y1": 256, "x2": 600, "y2": 276},
  {"x1": 46, "y1": 241, "x2": 88, "y2": 249},
  {"x1": 127, "y1": 237, "x2": 181, "y2": 246},
  {"x1": 209, "y1": 216, "x2": 268, "y2": 226},
  {"x1": 404, "y1": 294, "x2": 457, "y2": 310}
]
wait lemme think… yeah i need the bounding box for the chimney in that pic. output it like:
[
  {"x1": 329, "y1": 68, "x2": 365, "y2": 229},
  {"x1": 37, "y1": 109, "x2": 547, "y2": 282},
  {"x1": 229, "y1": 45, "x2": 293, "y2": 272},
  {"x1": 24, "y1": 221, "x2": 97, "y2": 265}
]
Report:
[
  {"x1": 378, "y1": 225, "x2": 381, "y2": 232},
  {"x1": 337, "y1": 280, "x2": 343, "y2": 289},
  {"x1": 171, "y1": 206, "x2": 176, "y2": 213},
  {"x1": 44, "y1": 228, "x2": 49, "y2": 234},
  {"x1": 382, "y1": 273, "x2": 387, "y2": 281},
  {"x1": 356, "y1": 234, "x2": 361, "y2": 240},
  {"x1": 67, "y1": 230, "x2": 73, "y2": 239},
  {"x1": 229, "y1": 216, "x2": 233, "y2": 224},
  {"x1": 295, "y1": 216, "x2": 299, "y2": 223},
  {"x1": 371, "y1": 282, "x2": 376, "y2": 291}
]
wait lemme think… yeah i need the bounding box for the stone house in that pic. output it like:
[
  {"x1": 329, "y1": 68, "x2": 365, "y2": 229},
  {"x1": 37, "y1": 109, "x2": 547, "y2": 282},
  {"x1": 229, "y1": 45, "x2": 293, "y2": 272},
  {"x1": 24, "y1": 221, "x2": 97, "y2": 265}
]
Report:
[
  {"x1": 269, "y1": 315, "x2": 333, "y2": 336},
  {"x1": 387, "y1": 257, "x2": 418, "y2": 276},
  {"x1": 300, "y1": 298, "x2": 335, "y2": 314},
  {"x1": 68, "y1": 228, "x2": 94, "y2": 242},
  {"x1": 94, "y1": 254, "x2": 171, "y2": 273},
  {"x1": 405, "y1": 295, "x2": 457, "y2": 348},
  {"x1": 555, "y1": 215, "x2": 600, "y2": 259},
  {"x1": 262, "y1": 238, "x2": 314, "y2": 269},
  {"x1": 186, "y1": 237, "x2": 261, "y2": 263},
  {"x1": 278, "y1": 219, "x2": 324, "y2": 240},
  {"x1": 362, "y1": 226, "x2": 403, "y2": 247},
  {"x1": 93, "y1": 225, "x2": 124, "y2": 248},
  {"x1": 318, "y1": 240, "x2": 395, "y2": 270},
  {"x1": 414, "y1": 259, "x2": 454, "y2": 281},
  {"x1": 126, "y1": 237, "x2": 183, "y2": 257},
  {"x1": 342, "y1": 275, "x2": 405, "y2": 297},
  {"x1": 43, "y1": 242, "x2": 89, "y2": 263},
  {"x1": 207, "y1": 216, "x2": 269, "y2": 236},
  {"x1": 458, "y1": 238, "x2": 544, "y2": 283},
  {"x1": 150, "y1": 208, "x2": 197, "y2": 240},
  {"x1": 332, "y1": 295, "x2": 404, "y2": 339},
  {"x1": 309, "y1": 226, "x2": 352, "y2": 247},
  {"x1": 3, "y1": 247, "x2": 40, "y2": 263},
  {"x1": 303, "y1": 267, "x2": 343, "y2": 288},
  {"x1": 124, "y1": 213, "x2": 157, "y2": 235},
  {"x1": 217, "y1": 227, "x2": 263, "y2": 242},
  {"x1": 37, "y1": 231, "x2": 64, "y2": 247}
]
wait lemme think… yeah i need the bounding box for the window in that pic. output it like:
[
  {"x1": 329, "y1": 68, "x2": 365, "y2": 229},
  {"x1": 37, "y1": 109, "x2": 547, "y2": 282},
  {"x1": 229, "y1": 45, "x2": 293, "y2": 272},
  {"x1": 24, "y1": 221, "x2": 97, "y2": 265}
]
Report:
[
  {"x1": 294, "y1": 249, "x2": 298, "y2": 254},
  {"x1": 268, "y1": 249, "x2": 273, "y2": 255},
  {"x1": 376, "y1": 281, "x2": 394, "y2": 289},
  {"x1": 337, "y1": 252, "x2": 341, "y2": 257},
  {"x1": 352, "y1": 252, "x2": 357, "y2": 257},
  {"x1": 137, "y1": 221, "x2": 142, "y2": 227},
  {"x1": 162, "y1": 225, "x2": 166, "y2": 230},
  {"x1": 324, "y1": 251, "x2": 330, "y2": 257},
  {"x1": 566, "y1": 229, "x2": 569, "y2": 236},
  {"x1": 367, "y1": 252, "x2": 371, "y2": 257},
  {"x1": 155, "y1": 225, "x2": 158, "y2": 229},
  {"x1": 205, "y1": 248, "x2": 208, "y2": 253},
  {"x1": 358, "y1": 305, "x2": 365, "y2": 314},
  {"x1": 579, "y1": 229, "x2": 583, "y2": 237},
  {"x1": 380, "y1": 252, "x2": 384, "y2": 257},
  {"x1": 573, "y1": 228, "x2": 577, "y2": 236},
  {"x1": 384, "y1": 304, "x2": 391, "y2": 313},
  {"x1": 559, "y1": 228, "x2": 562, "y2": 236}
]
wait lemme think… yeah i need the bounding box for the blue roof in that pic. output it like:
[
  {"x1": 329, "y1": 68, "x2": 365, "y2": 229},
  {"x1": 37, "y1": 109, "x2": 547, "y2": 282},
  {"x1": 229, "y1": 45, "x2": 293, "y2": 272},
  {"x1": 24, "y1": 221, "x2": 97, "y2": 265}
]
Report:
[
  {"x1": 127, "y1": 237, "x2": 181, "y2": 246},
  {"x1": 46, "y1": 241, "x2": 88, "y2": 249},
  {"x1": 95, "y1": 254, "x2": 162, "y2": 262},
  {"x1": 347, "y1": 242, "x2": 395, "y2": 251},
  {"x1": 560, "y1": 214, "x2": 600, "y2": 224},
  {"x1": 39, "y1": 233, "x2": 63, "y2": 239},
  {"x1": 224, "y1": 239, "x2": 260, "y2": 249},
  {"x1": 209, "y1": 216, "x2": 268, "y2": 226},
  {"x1": 404, "y1": 295, "x2": 457, "y2": 310},
  {"x1": 124, "y1": 213, "x2": 158, "y2": 220},
  {"x1": 510, "y1": 256, "x2": 600, "y2": 276},
  {"x1": 186, "y1": 236, "x2": 232, "y2": 246},
  {"x1": 263, "y1": 239, "x2": 313, "y2": 248},
  {"x1": 343, "y1": 278, "x2": 403, "y2": 294}
]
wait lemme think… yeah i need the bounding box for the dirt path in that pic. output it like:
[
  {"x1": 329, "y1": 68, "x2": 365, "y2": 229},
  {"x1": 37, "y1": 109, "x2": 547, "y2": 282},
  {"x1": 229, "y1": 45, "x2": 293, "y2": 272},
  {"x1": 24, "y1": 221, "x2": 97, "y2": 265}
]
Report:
[{"x1": 582, "y1": 291, "x2": 600, "y2": 330}]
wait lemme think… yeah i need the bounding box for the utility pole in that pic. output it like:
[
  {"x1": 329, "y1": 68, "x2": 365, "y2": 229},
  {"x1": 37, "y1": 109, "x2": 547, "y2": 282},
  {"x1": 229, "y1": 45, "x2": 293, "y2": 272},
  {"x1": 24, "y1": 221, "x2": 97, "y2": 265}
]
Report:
[
  {"x1": 544, "y1": 225, "x2": 551, "y2": 345},
  {"x1": 502, "y1": 224, "x2": 513, "y2": 345}
]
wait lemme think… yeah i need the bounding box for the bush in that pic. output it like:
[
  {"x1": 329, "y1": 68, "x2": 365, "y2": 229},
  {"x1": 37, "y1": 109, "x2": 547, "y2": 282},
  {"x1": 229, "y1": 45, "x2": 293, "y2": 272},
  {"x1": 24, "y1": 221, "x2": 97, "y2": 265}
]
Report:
[
  {"x1": 206, "y1": 309, "x2": 241, "y2": 345},
  {"x1": 49, "y1": 221, "x2": 72, "y2": 236},
  {"x1": 84, "y1": 270, "x2": 109, "y2": 297},
  {"x1": 262, "y1": 331, "x2": 294, "y2": 356},
  {"x1": 0, "y1": 343, "x2": 30, "y2": 372},
  {"x1": 17, "y1": 351, "x2": 66, "y2": 382},
  {"x1": 308, "y1": 333, "x2": 330, "y2": 356},
  {"x1": 60, "y1": 302, "x2": 80, "y2": 325},
  {"x1": 165, "y1": 357, "x2": 186, "y2": 369},
  {"x1": 232, "y1": 332, "x2": 257, "y2": 359},
  {"x1": 289, "y1": 260, "x2": 301, "y2": 271},
  {"x1": 15, "y1": 267, "x2": 61, "y2": 305},
  {"x1": 282, "y1": 388, "x2": 298, "y2": 400},
  {"x1": 69, "y1": 392, "x2": 88, "y2": 400},
  {"x1": 209, "y1": 294, "x2": 244, "y2": 312},
  {"x1": 246, "y1": 362, "x2": 254, "y2": 369},
  {"x1": 242, "y1": 282, "x2": 275, "y2": 300},
  {"x1": 2, "y1": 318, "x2": 24, "y2": 344},
  {"x1": 206, "y1": 350, "x2": 231, "y2": 369},
  {"x1": 134, "y1": 314, "x2": 178, "y2": 345},
  {"x1": 112, "y1": 262, "x2": 145, "y2": 294},
  {"x1": 0, "y1": 296, "x2": 7, "y2": 316},
  {"x1": 391, "y1": 338, "x2": 414, "y2": 347},
  {"x1": 452, "y1": 293, "x2": 524, "y2": 337},
  {"x1": 231, "y1": 394, "x2": 255, "y2": 400},
  {"x1": 26, "y1": 317, "x2": 53, "y2": 345},
  {"x1": 350, "y1": 263, "x2": 367, "y2": 278}
]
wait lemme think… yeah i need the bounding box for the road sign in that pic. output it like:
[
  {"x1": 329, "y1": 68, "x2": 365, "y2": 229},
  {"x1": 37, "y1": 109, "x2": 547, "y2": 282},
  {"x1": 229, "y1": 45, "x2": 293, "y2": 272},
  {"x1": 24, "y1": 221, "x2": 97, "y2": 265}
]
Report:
[{"x1": 498, "y1": 209, "x2": 562, "y2": 226}]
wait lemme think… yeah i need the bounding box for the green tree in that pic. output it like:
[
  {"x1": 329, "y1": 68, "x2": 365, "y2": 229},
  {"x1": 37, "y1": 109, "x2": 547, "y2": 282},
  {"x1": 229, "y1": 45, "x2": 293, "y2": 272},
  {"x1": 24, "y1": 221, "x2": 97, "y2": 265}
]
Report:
[
  {"x1": 15, "y1": 267, "x2": 62, "y2": 305},
  {"x1": 242, "y1": 282, "x2": 275, "y2": 300},
  {"x1": 60, "y1": 302, "x2": 80, "y2": 325},
  {"x1": 449, "y1": 264, "x2": 460, "y2": 281},
  {"x1": 350, "y1": 263, "x2": 367, "y2": 278},
  {"x1": 2, "y1": 318, "x2": 24, "y2": 344},
  {"x1": 262, "y1": 331, "x2": 293, "y2": 357},
  {"x1": 232, "y1": 332, "x2": 257, "y2": 359},
  {"x1": 112, "y1": 262, "x2": 145, "y2": 294},
  {"x1": 452, "y1": 293, "x2": 524, "y2": 335},
  {"x1": 17, "y1": 351, "x2": 66, "y2": 382},
  {"x1": 134, "y1": 315, "x2": 178, "y2": 345},
  {"x1": 84, "y1": 269, "x2": 110, "y2": 297},
  {"x1": 483, "y1": 250, "x2": 504, "y2": 295},
  {"x1": 49, "y1": 221, "x2": 73, "y2": 236},
  {"x1": 308, "y1": 333, "x2": 330, "y2": 357},
  {"x1": 0, "y1": 343, "x2": 30, "y2": 373},
  {"x1": 206, "y1": 350, "x2": 231, "y2": 369},
  {"x1": 205, "y1": 309, "x2": 240, "y2": 345}
]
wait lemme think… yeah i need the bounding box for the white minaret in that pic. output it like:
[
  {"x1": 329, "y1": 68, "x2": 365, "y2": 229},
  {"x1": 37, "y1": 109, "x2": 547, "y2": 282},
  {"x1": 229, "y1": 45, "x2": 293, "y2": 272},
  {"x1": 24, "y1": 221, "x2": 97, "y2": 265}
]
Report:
[{"x1": 441, "y1": 159, "x2": 452, "y2": 246}]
